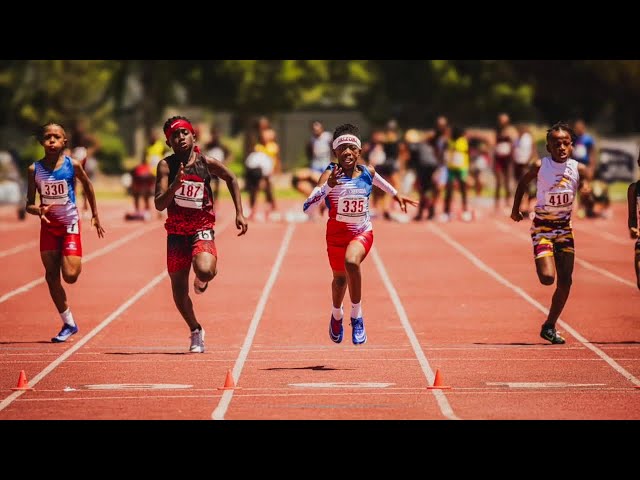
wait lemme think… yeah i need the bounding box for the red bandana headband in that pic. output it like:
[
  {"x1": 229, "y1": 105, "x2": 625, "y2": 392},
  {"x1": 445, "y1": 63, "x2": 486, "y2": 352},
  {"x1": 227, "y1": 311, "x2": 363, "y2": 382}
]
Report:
[{"x1": 164, "y1": 119, "x2": 196, "y2": 141}]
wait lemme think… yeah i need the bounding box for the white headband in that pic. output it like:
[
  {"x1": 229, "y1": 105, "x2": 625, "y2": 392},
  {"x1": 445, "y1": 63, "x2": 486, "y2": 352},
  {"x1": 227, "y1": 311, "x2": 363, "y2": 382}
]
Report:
[{"x1": 332, "y1": 134, "x2": 362, "y2": 150}]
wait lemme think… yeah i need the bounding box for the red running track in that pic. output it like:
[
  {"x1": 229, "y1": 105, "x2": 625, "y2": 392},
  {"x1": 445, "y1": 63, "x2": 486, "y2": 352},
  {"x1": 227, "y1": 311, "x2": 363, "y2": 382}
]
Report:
[{"x1": 0, "y1": 199, "x2": 638, "y2": 420}]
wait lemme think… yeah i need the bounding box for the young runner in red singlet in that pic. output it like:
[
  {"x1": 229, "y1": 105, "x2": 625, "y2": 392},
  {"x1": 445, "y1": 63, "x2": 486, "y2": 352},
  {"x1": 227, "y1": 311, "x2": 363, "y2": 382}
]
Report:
[{"x1": 154, "y1": 116, "x2": 248, "y2": 353}]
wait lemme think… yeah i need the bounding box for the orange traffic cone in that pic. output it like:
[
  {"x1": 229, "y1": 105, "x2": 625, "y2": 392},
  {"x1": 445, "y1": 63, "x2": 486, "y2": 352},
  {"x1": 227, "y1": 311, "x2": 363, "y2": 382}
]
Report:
[
  {"x1": 426, "y1": 369, "x2": 451, "y2": 390},
  {"x1": 11, "y1": 370, "x2": 34, "y2": 391},
  {"x1": 217, "y1": 369, "x2": 240, "y2": 390}
]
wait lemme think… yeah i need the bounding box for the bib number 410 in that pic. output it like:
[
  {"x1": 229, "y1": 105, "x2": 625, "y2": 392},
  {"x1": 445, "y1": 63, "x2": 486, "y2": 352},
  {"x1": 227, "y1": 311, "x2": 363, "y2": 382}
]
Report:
[{"x1": 546, "y1": 192, "x2": 572, "y2": 207}]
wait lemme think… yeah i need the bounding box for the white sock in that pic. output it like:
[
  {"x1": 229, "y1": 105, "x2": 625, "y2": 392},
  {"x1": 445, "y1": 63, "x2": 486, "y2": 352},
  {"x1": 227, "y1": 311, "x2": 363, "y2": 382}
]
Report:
[
  {"x1": 350, "y1": 302, "x2": 362, "y2": 319},
  {"x1": 60, "y1": 308, "x2": 76, "y2": 327},
  {"x1": 332, "y1": 305, "x2": 343, "y2": 321}
]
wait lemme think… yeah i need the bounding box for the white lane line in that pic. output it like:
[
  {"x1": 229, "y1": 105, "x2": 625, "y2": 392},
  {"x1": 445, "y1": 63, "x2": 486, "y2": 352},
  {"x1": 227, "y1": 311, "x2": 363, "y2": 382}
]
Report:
[
  {"x1": 493, "y1": 220, "x2": 636, "y2": 289},
  {"x1": 0, "y1": 223, "x2": 162, "y2": 304},
  {"x1": 574, "y1": 225, "x2": 628, "y2": 246},
  {"x1": 371, "y1": 246, "x2": 460, "y2": 420},
  {"x1": 212, "y1": 223, "x2": 296, "y2": 420},
  {"x1": 0, "y1": 219, "x2": 234, "y2": 412},
  {"x1": 0, "y1": 241, "x2": 37, "y2": 258},
  {"x1": 428, "y1": 223, "x2": 640, "y2": 387},
  {"x1": 0, "y1": 270, "x2": 167, "y2": 412}
]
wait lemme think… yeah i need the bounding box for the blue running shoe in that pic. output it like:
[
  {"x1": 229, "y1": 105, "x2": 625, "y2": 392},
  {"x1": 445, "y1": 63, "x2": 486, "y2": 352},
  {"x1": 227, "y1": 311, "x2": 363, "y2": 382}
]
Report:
[
  {"x1": 350, "y1": 317, "x2": 367, "y2": 345},
  {"x1": 329, "y1": 316, "x2": 343, "y2": 344},
  {"x1": 52, "y1": 323, "x2": 78, "y2": 343}
]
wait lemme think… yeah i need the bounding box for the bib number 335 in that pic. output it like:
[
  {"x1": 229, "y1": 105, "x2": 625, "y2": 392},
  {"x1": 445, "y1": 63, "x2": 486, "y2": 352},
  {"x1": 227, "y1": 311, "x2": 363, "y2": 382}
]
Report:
[{"x1": 336, "y1": 196, "x2": 365, "y2": 223}]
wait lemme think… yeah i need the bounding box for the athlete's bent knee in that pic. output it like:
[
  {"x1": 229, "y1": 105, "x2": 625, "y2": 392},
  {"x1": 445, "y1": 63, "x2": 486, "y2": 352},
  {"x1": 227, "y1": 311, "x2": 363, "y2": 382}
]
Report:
[
  {"x1": 62, "y1": 272, "x2": 79, "y2": 284},
  {"x1": 538, "y1": 274, "x2": 555, "y2": 286},
  {"x1": 344, "y1": 257, "x2": 361, "y2": 271}
]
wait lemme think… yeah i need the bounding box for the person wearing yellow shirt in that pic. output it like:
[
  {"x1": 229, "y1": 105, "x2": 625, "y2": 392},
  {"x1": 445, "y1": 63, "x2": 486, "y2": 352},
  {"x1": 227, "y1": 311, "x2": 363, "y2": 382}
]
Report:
[
  {"x1": 144, "y1": 131, "x2": 170, "y2": 177},
  {"x1": 442, "y1": 126, "x2": 472, "y2": 222},
  {"x1": 250, "y1": 127, "x2": 280, "y2": 220}
]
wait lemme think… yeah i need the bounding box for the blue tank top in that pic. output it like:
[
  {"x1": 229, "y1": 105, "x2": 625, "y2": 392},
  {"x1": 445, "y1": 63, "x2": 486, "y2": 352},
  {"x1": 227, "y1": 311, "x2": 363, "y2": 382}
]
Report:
[{"x1": 34, "y1": 155, "x2": 78, "y2": 227}]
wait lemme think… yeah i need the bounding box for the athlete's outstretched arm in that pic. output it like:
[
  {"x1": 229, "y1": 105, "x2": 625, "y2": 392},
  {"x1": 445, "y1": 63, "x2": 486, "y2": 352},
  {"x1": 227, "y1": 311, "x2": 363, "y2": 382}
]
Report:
[
  {"x1": 303, "y1": 166, "x2": 335, "y2": 214},
  {"x1": 370, "y1": 166, "x2": 418, "y2": 213}
]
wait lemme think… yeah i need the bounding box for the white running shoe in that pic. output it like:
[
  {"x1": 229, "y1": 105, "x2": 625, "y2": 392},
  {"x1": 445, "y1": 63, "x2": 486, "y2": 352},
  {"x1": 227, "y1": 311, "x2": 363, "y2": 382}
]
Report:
[{"x1": 189, "y1": 328, "x2": 205, "y2": 353}]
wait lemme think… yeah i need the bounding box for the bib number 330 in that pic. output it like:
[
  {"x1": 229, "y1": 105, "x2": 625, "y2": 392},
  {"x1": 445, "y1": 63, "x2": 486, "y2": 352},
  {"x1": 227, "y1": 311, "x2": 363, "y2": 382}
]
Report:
[{"x1": 41, "y1": 180, "x2": 69, "y2": 205}]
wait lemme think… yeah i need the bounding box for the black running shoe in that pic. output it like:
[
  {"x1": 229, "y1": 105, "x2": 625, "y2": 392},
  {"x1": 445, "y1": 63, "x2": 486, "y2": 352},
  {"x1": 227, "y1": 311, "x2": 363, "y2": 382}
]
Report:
[{"x1": 540, "y1": 327, "x2": 566, "y2": 344}]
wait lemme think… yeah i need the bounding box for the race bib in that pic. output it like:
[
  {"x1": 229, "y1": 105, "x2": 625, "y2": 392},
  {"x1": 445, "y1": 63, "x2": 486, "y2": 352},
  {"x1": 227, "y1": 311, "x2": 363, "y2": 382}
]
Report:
[
  {"x1": 41, "y1": 180, "x2": 69, "y2": 205},
  {"x1": 545, "y1": 190, "x2": 574, "y2": 209},
  {"x1": 336, "y1": 196, "x2": 366, "y2": 224},
  {"x1": 67, "y1": 223, "x2": 79, "y2": 234},
  {"x1": 175, "y1": 180, "x2": 205, "y2": 209},
  {"x1": 195, "y1": 229, "x2": 214, "y2": 241}
]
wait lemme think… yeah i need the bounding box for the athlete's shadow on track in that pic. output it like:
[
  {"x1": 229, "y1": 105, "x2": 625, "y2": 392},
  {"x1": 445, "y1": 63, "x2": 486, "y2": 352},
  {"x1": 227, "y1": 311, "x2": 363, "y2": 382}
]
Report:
[
  {"x1": 263, "y1": 365, "x2": 352, "y2": 371},
  {"x1": 473, "y1": 342, "x2": 549, "y2": 346},
  {"x1": 104, "y1": 352, "x2": 190, "y2": 355}
]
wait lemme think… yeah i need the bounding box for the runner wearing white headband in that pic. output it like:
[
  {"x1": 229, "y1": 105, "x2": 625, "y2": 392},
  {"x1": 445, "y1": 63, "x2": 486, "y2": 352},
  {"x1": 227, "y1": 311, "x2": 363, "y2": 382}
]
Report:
[
  {"x1": 332, "y1": 134, "x2": 362, "y2": 150},
  {"x1": 303, "y1": 123, "x2": 418, "y2": 346}
]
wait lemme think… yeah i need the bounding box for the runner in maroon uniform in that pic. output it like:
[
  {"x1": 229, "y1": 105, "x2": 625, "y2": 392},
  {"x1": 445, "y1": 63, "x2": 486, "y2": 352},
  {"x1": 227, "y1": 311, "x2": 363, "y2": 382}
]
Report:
[{"x1": 155, "y1": 116, "x2": 248, "y2": 353}]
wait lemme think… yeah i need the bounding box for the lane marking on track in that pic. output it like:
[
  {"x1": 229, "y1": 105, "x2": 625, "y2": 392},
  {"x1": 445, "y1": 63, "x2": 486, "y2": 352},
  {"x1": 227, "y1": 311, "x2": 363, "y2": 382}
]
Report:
[
  {"x1": 212, "y1": 223, "x2": 296, "y2": 420},
  {"x1": 493, "y1": 220, "x2": 636, "y2": 289},
  {"x1": 290, "y1": 382, "x2": 394, "y2": 388},
  {"x1": 371, "y1": 246, "x2": 460, "y2": 420},
  {"x1": 486, "y1": 382, "x2": 606, "y2": 388},
  {"x1": 0, "y1": 208, "x2": 129, "y2": 233},
  {"x1": 0, "y1": 223, "x2": 162, "y2": 304},
  {"x1": 0, "y1": 219, "x2": 233, "y2": 413},
  {"x1": 428, "y1": 223, "x2": 640, "y2": 388},
  {"x1": 573, "y1": 225, "x2": 628, "y2": 246},
  {"x1": 0, "y1": 270, "x2": 167, "y2": 412},
  {"x1": 0, "y1": 241, "x2": 37, "y2": 258},
  {"x1": 82, "y1": 384, "x2": 192, "y2": 390}
]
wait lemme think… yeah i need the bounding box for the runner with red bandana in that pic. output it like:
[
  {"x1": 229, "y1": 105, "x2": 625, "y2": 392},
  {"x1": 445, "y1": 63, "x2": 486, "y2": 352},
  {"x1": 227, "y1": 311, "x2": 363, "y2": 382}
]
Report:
[{"x1": 155, "y1": 116, "x2": 248, "y2": 353}]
